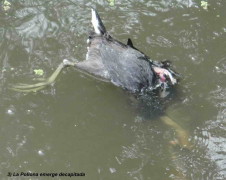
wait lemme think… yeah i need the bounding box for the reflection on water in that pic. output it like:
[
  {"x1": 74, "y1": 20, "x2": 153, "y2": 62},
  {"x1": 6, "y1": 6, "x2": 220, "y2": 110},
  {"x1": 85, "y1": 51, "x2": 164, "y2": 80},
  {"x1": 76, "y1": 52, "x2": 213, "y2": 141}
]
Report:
[{"x1": 1, "y1": 0, "x2": 226, "y2": 179}]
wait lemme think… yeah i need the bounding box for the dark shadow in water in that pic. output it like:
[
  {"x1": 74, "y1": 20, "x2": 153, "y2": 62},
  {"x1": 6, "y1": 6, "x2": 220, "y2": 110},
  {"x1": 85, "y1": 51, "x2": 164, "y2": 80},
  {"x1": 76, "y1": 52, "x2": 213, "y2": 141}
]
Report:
[{"x1": 126, "y1": 86, "x2": 179, "y2": 120}]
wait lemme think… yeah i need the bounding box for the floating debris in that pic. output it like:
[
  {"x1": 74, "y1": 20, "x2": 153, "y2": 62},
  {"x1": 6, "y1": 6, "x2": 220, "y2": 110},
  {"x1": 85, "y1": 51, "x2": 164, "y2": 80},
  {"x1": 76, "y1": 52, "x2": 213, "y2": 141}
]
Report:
[
  {"x1": 109, "y1": 167, "x2": 116, "y2": 173},
  {"x1": 34, "y1": 69, "x2": 44, "y2": 76},
  {"x1": 107, "y1": 0, "x2": 115, "y2": 6},
  {"x1": 201, "y1": 1, "x2": 209, "y2": 10},
  {"x1": 38, "y1": 150, "x2": 45, "y2": 156},
  {"x1": 6, "y1": 109, "x2": 15, "y2": 115},
  {"x1": 3, "y1": 0, "x2": 11, "y2": 11}
]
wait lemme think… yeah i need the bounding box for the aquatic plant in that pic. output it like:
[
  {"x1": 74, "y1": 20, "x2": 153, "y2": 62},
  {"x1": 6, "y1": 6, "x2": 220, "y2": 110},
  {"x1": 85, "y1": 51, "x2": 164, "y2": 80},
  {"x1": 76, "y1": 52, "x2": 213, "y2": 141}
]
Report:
[
  {"x1": 3, "y1": 0, "x2": 11, "y2": 11},
  {"x1": 107, "y1": 0, "x2": 115, "y2": 6},
  {"x1": 34, "y1": 69, "x2": 44, "y2": 76},
  {"x1": 201, "y1": 1, "x2": 209, "y2": 10}
]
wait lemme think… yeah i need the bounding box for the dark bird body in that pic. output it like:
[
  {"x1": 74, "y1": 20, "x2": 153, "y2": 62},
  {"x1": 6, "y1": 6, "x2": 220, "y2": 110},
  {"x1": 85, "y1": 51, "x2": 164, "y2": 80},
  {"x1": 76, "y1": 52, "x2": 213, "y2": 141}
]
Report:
[{"x1": 76, "y1": 9, "x2": 178, "y2": 94}]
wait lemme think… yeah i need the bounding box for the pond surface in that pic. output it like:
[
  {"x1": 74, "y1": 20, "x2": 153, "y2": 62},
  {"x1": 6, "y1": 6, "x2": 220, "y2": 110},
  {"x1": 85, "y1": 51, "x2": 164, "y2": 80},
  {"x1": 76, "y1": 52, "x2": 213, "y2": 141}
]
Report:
[{"x1": 0, "y1": 0, "x2": 226, "y2": 179}]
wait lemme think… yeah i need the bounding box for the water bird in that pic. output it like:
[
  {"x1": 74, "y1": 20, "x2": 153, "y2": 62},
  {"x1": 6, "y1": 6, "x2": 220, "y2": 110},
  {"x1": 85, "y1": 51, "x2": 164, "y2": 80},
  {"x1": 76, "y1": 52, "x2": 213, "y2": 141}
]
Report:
[
  {"x1": 11, "y1": 9, "x2": 179, "y2": 95},
  {"x1": 76, "y1": 9, "x2": 178, "y2": 94},
  {"x1": 10, "y1": 9, "x2": 190, "y2": 150}
]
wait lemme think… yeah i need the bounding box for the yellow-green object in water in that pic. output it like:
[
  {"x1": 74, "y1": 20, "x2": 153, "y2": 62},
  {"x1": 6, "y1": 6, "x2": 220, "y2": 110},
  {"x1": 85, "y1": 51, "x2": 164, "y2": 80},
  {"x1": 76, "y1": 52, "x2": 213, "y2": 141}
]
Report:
[
  {"x1": 34, "y1": 69, "x2": 44, "y2": 76},
  {"x1": 201, "y1": 1, "x2": 208, "y2": 10},
  {"x1": 3, "y1": 0, "x2": 11, "y2": 11},
  {"x1": 107, "y1": 0, "x2": 115, "y2": 6}
]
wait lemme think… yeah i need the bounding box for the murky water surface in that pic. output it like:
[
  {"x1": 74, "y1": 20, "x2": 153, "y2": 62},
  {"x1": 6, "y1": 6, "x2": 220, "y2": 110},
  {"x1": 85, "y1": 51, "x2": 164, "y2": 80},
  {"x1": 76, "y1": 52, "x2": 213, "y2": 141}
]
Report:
[{"x1": 0, "y1": 0, "x2": 226, "y2": 179}]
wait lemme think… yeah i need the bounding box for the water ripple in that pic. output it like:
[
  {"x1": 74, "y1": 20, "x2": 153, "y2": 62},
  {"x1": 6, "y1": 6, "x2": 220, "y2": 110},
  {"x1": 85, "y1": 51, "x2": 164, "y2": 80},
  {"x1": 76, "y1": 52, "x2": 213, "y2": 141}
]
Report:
[
  {"x1": 147, "y1": 35, "x2": 174, "y2": 48},
  {"x1": 15, "y1": 13, "x2": 59, "y2": 39},
  {"x1": 215, "y1": 57, "x2": 226, "y2": 75}
]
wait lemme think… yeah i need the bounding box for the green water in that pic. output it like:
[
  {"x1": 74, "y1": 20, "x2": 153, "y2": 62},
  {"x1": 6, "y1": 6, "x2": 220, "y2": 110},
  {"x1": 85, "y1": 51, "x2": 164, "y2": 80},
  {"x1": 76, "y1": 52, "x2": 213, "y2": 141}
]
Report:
[{"x1": 0, "y1": 0, "x2": 226, "y2": 179}]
